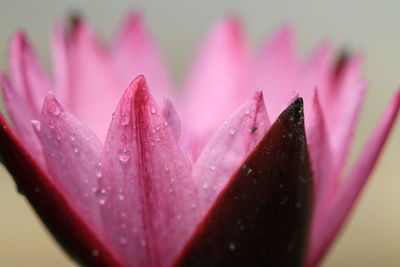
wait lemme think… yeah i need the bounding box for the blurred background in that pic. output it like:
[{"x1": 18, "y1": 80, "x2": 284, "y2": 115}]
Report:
[{"x1": 0, "y1": 0, "x2": 399, "y2": 266}]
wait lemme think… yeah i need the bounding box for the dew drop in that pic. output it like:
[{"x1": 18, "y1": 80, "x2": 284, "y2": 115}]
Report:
[
  {"x1": 118, "y1": 149, "x2": 130, "y2": 163},
  {"x1": 117, "y1": 189, "x2": 125, "y2": 201},
  {"x1": 164, "y1": 163, "x2": 170, "y2": 171},
  {"x1": 121, "y1": 223, "x2": 127, "y2": 229},
  {"x1": 202, "y1": 181, "x2": 209, "y2": 189},
  {"x1": 120, "y1": 211, "x2": 127, "y2": 217},
  {"x1": 52, "y1": 106, "x2": 61, "y2": 116},
  {"x1": 244, "y1": 107, "x2": 250, "y2": 115},
  {"x1": 119, "y1": 236, "x2": 128, "y2": 245},
  {"x1": 140, "y1": 240, "x2": 147, "y2": 247},
  {"x1": 95, "y1": 188, "x2": 107, "y2": 205},
  {"x1": 69, "y1": 133, "x2": 76, "y2": 141},
  {"x1": 154, "y1": 135, "x2": 160, "y2": 142},
  {"x1": 112, "y1": 112, "x2": 116, "y2": 119},
  {"x1": 209, "y1": 163, "x2": 216, "y2": 171},
  {"x1": 228, "y1": 127, "x2": 236, "y2": 135},
  {"x1": 31, "y1": 120, "x2": 40, "y2": 132},
  {"x1": 150, "y1": 105, "x2": 157, "y2": 114},
  {"x1": 191, "y1": 203, "x2": 197, "y2": 209},
  {"x1": 72, "y1": 143, "x2": 79, "y2": 153},
  {"x1": 223, "y1": 120, "x2": 229, "y2": 125},
  {"x1": 48, "y1": 120, "x2": 55, "y2": 129},
  {"x1": 121, "y1": 115, "x2": 130, "y2": 126}
]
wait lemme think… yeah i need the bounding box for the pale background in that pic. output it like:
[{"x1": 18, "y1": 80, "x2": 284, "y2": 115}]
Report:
[{"x1": 0, "y1": 0, "x2": 399, "y2": 266}]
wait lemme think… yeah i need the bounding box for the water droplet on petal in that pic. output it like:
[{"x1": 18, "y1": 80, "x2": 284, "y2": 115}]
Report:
[
  {"x1": 140, "y1": 240, "x2": 147, "y2": 247},
  {"x1": 120, "y1": 211, "x2": 127, "y2": 217},
  {"x1": 112, "y1": 112, "x2": 116, "y2": 119},
  {"x1": 69, "y1": 133, "x2": 76, "y2": 141},
  {"x1": 53, "y1": 106, "x2": 61, "y2": 116},
  {"x1": 48, "y1": 120, "x2": 55, "y2": 129},
  {"x1": 94, "y1": 163, "x2": 102, "y2": 178},
  {"x1": 164, "y1": 163, "x2": 170, "y2": 171},
  {"x1": 244, "y1": 107, "x2": 250, "y2": 115},
  {"x1": 150, "y1": 105, "x2": 157, "y2": 114},
  {"x1": 228, "y1": 127, "x2": 236, "y2": 135},
  {"x1": 121, "y1": 115, "x2": 130, "y2": 126},
  {"x1": 202, "y1": 181, "x2": 209, "y2": 189},
  {"x1": 118, "y1": 149, "x2": 130, "y2": 163},
  {"x1": 72, "y1": 143, "x2": 79, "y2": 153},
  {"x1": 209, "y1": 163, "x2": 216, "y2": 170},
  {"x1": 117, "y1": 189, "x2": 125, "y2": 200},
  {"x1": 120, "y1": 236, "x2": 128, "y2": 245},
  {"x1": 95, "y1": 188, "x2": 107, "y2": 205}
]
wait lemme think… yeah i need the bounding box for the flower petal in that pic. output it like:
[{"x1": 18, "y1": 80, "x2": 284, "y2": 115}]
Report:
[
  {"x1": 36, "y1": 94, "x2": 104, "y2": 229},
  {"x1": 193, "y1": 90, "x2": 270, "y2": 214},
  {"x1": 1, "y1": 74, "x2": 45, "y2": 166},
  {"x1": 249, "y1": 26, "x2": 301, "y2": 121},
  {"x1": 98, "y1": 76, "x2": 199, "y2": 267},
  {"x1": 57, "y1": 18, "x2": 124, "y2": 140},
  {"x1": 161, "y1": 98, "x2": 181, "y2": 141},
  {"x1": 307, "y1": 90, "x2": 400, "y2": 267},
  {"x1": 112, "y1": 12, "x2": 173, "y2": 101},
  {"x1": 175, "y1": 98, "x2": 312, "y2": 267},
  {"x1": 0, "y1": 113, "x2": 122, "y2": 266},
  {"x1": 181, "y1": 17, "x2": 250, "y2": 153},
  {"x1": 9, "y1": 31, "x2": 51, "y2": 116}
]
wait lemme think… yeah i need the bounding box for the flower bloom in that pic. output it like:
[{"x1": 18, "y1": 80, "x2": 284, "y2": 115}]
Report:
[{"x1": 0, "y1": 13, "x2": 399, "y2": 267}]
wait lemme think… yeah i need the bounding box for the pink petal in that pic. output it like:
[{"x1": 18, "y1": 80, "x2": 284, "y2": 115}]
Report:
[
  {"x1": 161, "y1": 98, "x2": 181, "y2": 141},
  {"x1": 112, "y1": 12, "x2": 173, "y2": 101},
  {"x1": 319, "y1": 54, "x2": 367, "y2": 185},
  {"x1": 304, "y1": 90, "x2": 334, "y2": 204},
  {"x1": 98, "y1": 76, "x2": 199, "y2": 267},
  {"x1": 181, "y1": 17, "x2": 250, "y2": 155},
  {"x1": 307, "y1": 90, "x2": 400, "y2": 266},
  {"x1": 193, "y1": 90, "x2": 270, "y2": 214},
  {"x1": 175, "y1": 98, "x2": 312, "y2": 267},
  {"x1": 249, "y1": 26, "x2": 301, "y2": 121},
  {"x1": 36, "y1": 94, "x2": 104, "y2": 230},
  {"x1": 1, "y1": 74, "x2": 45, "y2": 166},
  {"x1": 0, "y1": 112, "x2": 122, "y2": 266},
  {"x1": 58, "y1": 18, "x2": 124, "y2": 141},
  {"x1": 9, "y1": 31, "x2": 51, "y2": 117}
]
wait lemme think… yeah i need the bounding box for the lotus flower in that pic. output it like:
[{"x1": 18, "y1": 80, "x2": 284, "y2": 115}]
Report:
[{"x1": 0, "y1": 13, "x2": 399, "y2": 267}]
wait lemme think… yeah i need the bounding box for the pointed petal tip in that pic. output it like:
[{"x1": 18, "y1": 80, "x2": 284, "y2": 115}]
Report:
[{"x1": 41, "y1": 94, "x2": 64, "y2": 117}]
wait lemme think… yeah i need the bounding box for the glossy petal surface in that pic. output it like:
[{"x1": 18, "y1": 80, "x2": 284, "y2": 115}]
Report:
[{"x1": 175, "y1": 99, "x2": 313, "y2": 267}]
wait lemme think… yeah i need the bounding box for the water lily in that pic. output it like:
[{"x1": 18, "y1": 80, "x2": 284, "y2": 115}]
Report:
[{"x1": 0, "y1": 13, "x2": 399, "y2": 267}]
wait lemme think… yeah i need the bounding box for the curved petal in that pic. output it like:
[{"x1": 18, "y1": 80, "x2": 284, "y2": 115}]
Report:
[
  {"x1": 98, "y1": 76, "x2": 199, "y2": 267},
  {"x1": 1, "y1": 74, "x2": 45, "y2": 166},
  {"x1": 307, "y1": 90, "x2": 400, "y2": 266},
  {"x1": 175, "y1": 98, "x2": 312, "y2": 267},
  {"x1": 112, "y1": 12, "x2": 173, "y2": 101},
  {"x1": 181, "y1": 17, "x2": 250, "y2": 153},
  {"x1": 249, "y1": 26, "x2": 302, "y2": 121},
  {"x1": 56, "y1": 18, "x2": 124, "y2": 140},
  {"x1": 36, "y1": 94, "x2": 104, "y2": 229},
  {"x1": 193, "y1": 90, "x2": 270, "y2": 214},
  {"x1": 161, "y1": 98, "x2": 181, "y2": 141},
  {"x1": 9, "y1": 31, "x2": 51, "y2": 116},
  {"x1": 0, "y1": 113, "x2": 123, "y2": 266}
]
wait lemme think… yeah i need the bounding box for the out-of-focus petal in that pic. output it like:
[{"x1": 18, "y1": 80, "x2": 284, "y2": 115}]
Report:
[
  {"x1": 307, "y1": 90, "x2": 400, "y2": 267},
  {"x1": 98, "y1": 76, "x2": 199, "y2": 267},
  {"x1": 36, "y1": 94, "x2": 104, "y2": 229},
  {"x1": 58, "y1": 18, "x2": 124, "y2": 141},
  {"x1": 1, "y1": 74, "x2": 45, "y2": 166},
  {"x1": 319, "y1": 55, "x2": 367, "y2": 189},
  {"x1": 112, "y1": 12, "x2": 173, "y2": 101},
  {"x1": 249, "y1": 26, "x2": 302, "y2": 121},
  {"x1": 0, "y1": 112, "x2": 123, "y2": 267},
  {"x1": 9, "y1": 31, "x2": 51, "y2": 116},
  {"x1": 305, "y1": 90, "x2": 334, "y2": 204},
  {"x1": 175, "y1": 98, "x2": 312, "y2": 267},
  {"x1": 193, "y1": 90, "x2": 270, "y2": 214},
  {"x1": 181, "y1": 17, "x2": 250, "y2": 153}
]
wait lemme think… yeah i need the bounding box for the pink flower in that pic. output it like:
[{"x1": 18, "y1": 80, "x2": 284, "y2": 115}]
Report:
[{"x1": 0, "y1": 13, "x2": 399, "y2": 267}]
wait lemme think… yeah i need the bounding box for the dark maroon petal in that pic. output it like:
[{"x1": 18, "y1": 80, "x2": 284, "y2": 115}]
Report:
[
  {"x1": 174, "y1": 98, "x2": 313, "y2": 267},
  {"x1": 0, "y1": 113, "x2": 123, "y2": 266}
]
